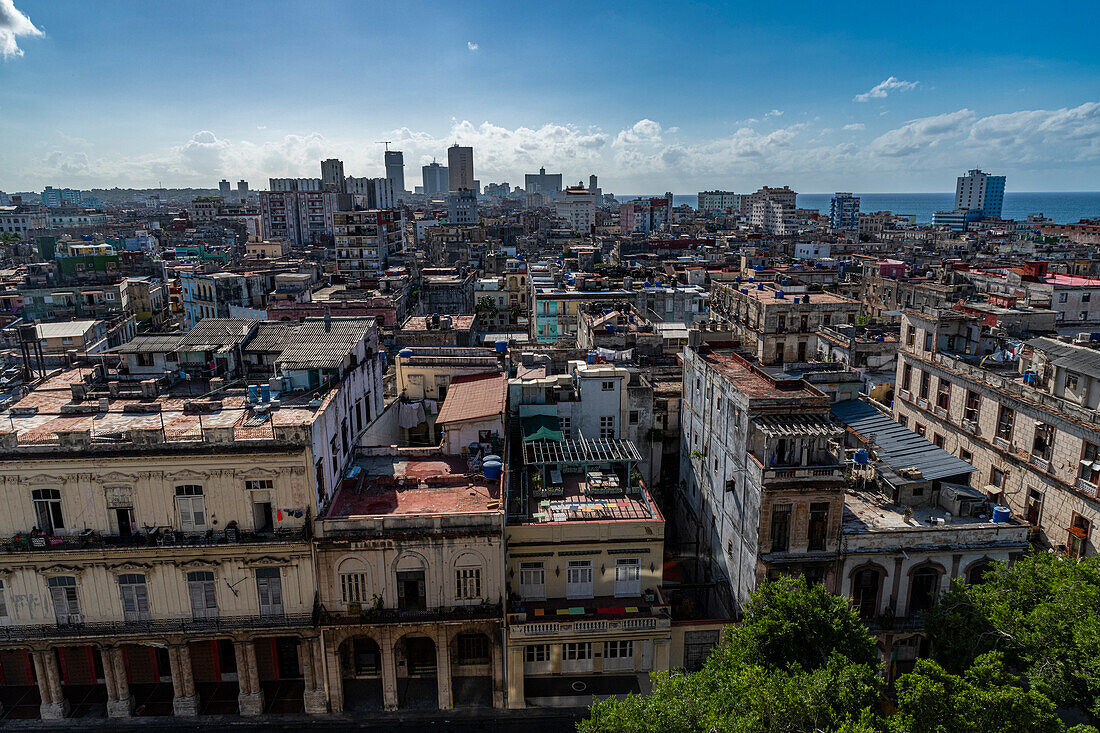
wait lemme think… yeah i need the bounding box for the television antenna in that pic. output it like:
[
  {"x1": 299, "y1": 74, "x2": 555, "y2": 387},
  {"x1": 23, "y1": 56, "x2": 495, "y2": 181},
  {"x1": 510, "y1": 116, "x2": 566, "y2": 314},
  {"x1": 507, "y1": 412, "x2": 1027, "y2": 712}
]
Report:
[{"x1": 376, "y1": 141, "x2": 392, "y2": 151}]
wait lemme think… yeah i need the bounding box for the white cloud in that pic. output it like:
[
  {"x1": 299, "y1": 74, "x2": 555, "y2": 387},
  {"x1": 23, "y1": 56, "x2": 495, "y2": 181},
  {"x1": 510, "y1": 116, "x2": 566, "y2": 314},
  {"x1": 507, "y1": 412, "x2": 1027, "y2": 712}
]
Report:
[
  {"x1": 467, "y1": 41, "x2": 479, "y2": 51},
  {"x1": 0, "y1": 0, "x2": 43, "y2": 58},
  {"x1": 15, "y1": 101, "x2": 1100, "y2": 192},
  {"x1": 854, "y1": 76, "x2": 919, "y2": 103},
  {"x1": 765, "y1": 109, "x2": 784, "y2": 118}
]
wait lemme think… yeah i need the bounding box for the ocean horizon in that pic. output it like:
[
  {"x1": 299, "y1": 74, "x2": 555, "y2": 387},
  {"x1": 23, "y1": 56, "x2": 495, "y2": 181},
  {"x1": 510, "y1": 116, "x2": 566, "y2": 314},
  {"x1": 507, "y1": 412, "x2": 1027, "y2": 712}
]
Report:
[{"x1": 616, "y1": 192, "x2": 1100, "y2": 225}]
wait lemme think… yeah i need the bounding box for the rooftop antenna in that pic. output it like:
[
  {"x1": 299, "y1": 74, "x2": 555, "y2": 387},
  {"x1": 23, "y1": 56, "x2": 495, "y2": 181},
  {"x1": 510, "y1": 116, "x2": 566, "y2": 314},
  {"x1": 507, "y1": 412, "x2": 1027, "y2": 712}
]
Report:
[{"x1": 376, "y1": 141, "x2": 392, "y2": 151}]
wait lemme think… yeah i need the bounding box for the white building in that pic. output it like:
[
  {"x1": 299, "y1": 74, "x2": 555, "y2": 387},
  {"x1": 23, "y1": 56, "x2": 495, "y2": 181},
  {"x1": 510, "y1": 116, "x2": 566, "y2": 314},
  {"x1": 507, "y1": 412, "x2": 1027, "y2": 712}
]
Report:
[
  {"x1": 750, "y1": 199, "x2": 798, "y2": 235},
  {"x1": 698, "y1": 191, "x2": 740, "y2": 215},
  {"x1": 955, "y1": 169, "x2": 1005, "y2": 218},
  {"x1": 553, "y1": 186, "x2": 595, "y2": 233}
]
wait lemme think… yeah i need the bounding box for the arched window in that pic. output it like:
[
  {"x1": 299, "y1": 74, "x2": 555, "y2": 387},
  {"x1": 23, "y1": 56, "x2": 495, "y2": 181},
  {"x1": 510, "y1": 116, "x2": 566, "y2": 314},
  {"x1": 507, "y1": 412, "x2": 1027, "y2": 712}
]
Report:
[
  {"x1": 966, "y1": 560, "x2": 993, "y2": 585},
  {"x1": 908, "y1": 566, "x2": 942, "y2": 615},
  {"x1": 851, "y1": 567, "x2": 883, "y2": 619},
  {"x1": 396, "y1": 555, "x2": 427, "y2": 612},
  {"x1": 338, "y1": 558, "x2": 370, "y2": 605},
  {"x1": 454, "y1": 553, "x2": 483, "y2": 603}
]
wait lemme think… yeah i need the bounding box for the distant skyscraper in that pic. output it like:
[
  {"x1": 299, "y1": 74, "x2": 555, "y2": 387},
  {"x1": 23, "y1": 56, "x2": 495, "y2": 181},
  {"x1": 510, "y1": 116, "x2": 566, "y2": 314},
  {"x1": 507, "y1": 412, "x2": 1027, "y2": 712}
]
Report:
[
  {"x1": 954, "y1": 169, "x2": 1005, "y2": 219},
  {"x1": 384, "y1": 151, "x2": 405, "y2": 196},
  {"x1": 447, "y1": 189, "x2": 477, "y2": 225},
  {"x1": 525, "y1": 167, "x2": 563, "y2": 198},
  {"x1": 321, "y1": 158, "x2": 346, "y2": 193},
  {"x1": 219, "y1": 179, "x2": 231, "y2": 199},
  {"x1": 829, "y1": 193, "x2": 860, "y2": 230},
  {"x1": 237, "y1": 180, "x2": 249, "y2": 201},
  {"x1": 447, "y1": 144, "x2": 474, "y2": 191},
  {"x1": 422, "y1": 162, "x2": 449, "y2": 196}
]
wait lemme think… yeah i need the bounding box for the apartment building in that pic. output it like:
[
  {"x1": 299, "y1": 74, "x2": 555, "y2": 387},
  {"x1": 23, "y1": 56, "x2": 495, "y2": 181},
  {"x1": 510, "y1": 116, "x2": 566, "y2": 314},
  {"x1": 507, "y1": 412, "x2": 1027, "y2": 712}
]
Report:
[
  {"x1": 697, "y1": 191, "x2": 740, "y2": 216},
  {"x1": 619, "y1": 196, "x2": 672, "y2": 235},
  {"x1": 710, "y1": 281, "x2": 861, "y2": 366},
  {"x1": 739, "y1": 185, "x2": 796, "y2": 216},
  {"x1": 679, "y1": 344, "x2": 846, "y2": 614},
  {"x1": 0, "y1": 316, "x2": 382, "y2": 720},
  {"x1": 260, "y1": 190, "x2": 350, "y2": 248},
  {"x1": 750, "y1": 199, "x2": 798, "y2": 236},
  {"x1": 553, "y1": 186, "x2": 596, "y2": 233},
  {"x1": 893, "y1": 310, "x2": 1100, "y2": 558},
  {"x1": 334, "y1": 210, "x2": 405, "y2": 279}
]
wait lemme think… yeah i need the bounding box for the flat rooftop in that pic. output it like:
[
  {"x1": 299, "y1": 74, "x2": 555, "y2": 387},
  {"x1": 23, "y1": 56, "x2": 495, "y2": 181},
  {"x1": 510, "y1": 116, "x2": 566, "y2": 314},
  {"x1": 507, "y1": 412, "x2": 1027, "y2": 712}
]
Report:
[
  {"x1": 842, "y1": 488, "x2": 1020, "y2": 533},
  {"x1": 2, "y1": 367, "x2": 322, "y2": 449},
  {"x1": 325, "y1": 454, "x2": 501, "y2": 518},
  {"x1": 699, "y1": 350, "x2": 822, "y2": 402},
  {"x1": 519, "y1": 471, "x2": 659, "y2": 524},
  {"x1": 731, "y1": 286, "x2": 857, "y2": 305}
]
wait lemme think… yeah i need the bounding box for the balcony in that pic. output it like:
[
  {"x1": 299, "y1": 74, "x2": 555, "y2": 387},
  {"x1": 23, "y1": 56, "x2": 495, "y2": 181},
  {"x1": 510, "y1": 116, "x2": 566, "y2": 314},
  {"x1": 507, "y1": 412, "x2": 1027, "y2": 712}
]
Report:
[
  {"x1": 1029, "y1": 455, "x2": 1051, "y2": 472},
  {"x1": 1077, "y1": 477, "x2": 1098, "y2": 497},
  {"x1": 507, "y1": 593, "x2": 670, "y2": 635},
  {"x1": 961, "y1": 419, "x2": 977, "y2": 434},
  {"x1": 317, "y1": 602, "x2": 502, "y2": 627},
  {"x1": 993, "y1": 436, "x2": 1011, "y2": 451},
  {"x1": 0, "y1": 612, "x2": 314, "y2": 642},
  {"x1": 1, "y1": 524, "x2": 310, "y2": 556},
  {"x1": 747, "y1": 456, "x2": 846, "y2": 488}
]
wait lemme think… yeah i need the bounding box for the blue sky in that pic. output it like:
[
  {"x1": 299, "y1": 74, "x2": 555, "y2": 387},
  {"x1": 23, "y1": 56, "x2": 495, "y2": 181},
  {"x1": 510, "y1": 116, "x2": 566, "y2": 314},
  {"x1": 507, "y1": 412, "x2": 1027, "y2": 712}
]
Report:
[{"x1": 1, "y1": 0, "x2": 1099, "y2": 192}]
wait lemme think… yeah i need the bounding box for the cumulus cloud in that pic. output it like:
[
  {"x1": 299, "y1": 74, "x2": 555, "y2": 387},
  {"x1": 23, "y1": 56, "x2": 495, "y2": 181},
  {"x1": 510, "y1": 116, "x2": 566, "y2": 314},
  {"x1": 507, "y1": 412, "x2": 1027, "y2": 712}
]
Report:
[
  {"x1": 866, "y1": 109, "x2": 975, "y2": 157},
  {"x1": 854, "y1": 76, "x2": 919, "y2": 103},
  {"x1": 0, "y1": 0, "x2": 43, "y2": 58},
  {"x1": 467, "y1": 41, "x2": 479, "y2": 51},
  {"x1": 843, "y1": 123, "x2": 865, "y2": 131}
]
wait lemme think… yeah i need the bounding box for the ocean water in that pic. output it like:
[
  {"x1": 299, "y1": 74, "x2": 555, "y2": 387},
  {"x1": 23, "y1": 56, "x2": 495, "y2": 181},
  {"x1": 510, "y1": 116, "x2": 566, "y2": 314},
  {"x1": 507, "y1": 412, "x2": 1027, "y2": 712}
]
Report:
[{"x1": 618, "y1": 192, "x2": 1100, "y2": 224}]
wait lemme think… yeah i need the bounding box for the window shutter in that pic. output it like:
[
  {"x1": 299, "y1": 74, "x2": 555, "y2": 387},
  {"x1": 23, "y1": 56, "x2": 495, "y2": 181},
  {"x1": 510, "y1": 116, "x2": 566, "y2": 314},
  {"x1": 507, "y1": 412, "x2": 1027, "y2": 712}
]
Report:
[{"x1": 51, "y1": 585, "x2": 68, "y2": 618}]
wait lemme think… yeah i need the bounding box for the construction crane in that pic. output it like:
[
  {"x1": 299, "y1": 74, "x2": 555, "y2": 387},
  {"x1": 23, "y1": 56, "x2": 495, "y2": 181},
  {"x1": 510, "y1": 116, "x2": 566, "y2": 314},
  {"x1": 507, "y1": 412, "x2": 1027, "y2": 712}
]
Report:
[{"x1": 376, "y1": 141, "x2": 392, "y2": 151}]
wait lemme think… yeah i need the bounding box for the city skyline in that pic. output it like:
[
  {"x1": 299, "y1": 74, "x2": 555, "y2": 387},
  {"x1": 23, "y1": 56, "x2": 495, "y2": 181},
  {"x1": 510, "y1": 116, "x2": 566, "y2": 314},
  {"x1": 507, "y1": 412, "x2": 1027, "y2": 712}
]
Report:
[{"x1": 2, "y1": 0, "x2": 1100, "y2": 193}]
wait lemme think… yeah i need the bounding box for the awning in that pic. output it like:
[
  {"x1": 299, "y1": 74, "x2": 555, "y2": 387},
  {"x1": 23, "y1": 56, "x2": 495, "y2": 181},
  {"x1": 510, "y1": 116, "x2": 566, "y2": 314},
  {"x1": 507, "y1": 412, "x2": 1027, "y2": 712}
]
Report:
[
  {"x1": 753, "y1": 414, "x2": 843, "y2": 438},
  {"x1": 522, "y1": 414, "x2": 563, "y2": 442}
]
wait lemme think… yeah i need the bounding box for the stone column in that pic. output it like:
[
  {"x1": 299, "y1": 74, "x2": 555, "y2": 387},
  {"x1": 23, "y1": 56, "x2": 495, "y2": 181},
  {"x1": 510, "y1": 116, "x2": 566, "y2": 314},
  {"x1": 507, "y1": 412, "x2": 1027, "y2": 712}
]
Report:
[
  {"x1": 301, "y1": 637, "x2": 328, "y2": 714},
  {"x1": 326, "y1": 641, "x2": 344, "y2": 714},
  {"x1": 490, "y1": 635, "x2": 505, "y2": 709},
  {"x1": 435, "y1": 629, "x2": 452, "y2": 711},
  {"x1": 34, "y1": 649, "x2": 69, "y2": 720},
  {"x1": 104, "y1": 647, "x2": 134, "y2": 718},
  {"x1": 234, "y1": 640, "x2": 264, "y2": 716},
  {"x1": 506, "y1": 646, "x2": 526, "y2": 709},
  {"x1": 168, "y1": 644, "x2": 199, "y2": 717},
  {"x1": 380, "y1": 629, "x2": 398, "y2": 711}
]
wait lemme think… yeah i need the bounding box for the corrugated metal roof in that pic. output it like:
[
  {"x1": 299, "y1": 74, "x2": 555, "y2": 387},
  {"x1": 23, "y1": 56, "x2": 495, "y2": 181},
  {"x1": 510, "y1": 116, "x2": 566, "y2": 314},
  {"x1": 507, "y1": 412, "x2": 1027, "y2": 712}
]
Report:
[
  {"x1": 831, "y1": 399, "x2": 977, "y2": 481},
  {"x1": 111, "y1": 334, "x2": 183, "y2": 354},
  {"x1": 1027, "y1": 337, "x2": 1100, "y2": 380},
  {"x1": 275, "y1": 318, "x2": 376, "y2": 371},
  {"x1": 35, "y1": 320, "x2": 98, "y2": 339},
  {"x1": 436, "y1": 372, "x2": 507, "y2": 424},
  {"x1": 177, "y1": 319, "x2": 256, "y2": 352}
]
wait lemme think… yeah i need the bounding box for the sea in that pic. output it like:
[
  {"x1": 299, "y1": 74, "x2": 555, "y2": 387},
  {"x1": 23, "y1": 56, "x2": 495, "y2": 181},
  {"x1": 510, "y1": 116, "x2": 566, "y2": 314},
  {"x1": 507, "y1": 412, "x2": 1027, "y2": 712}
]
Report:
[{"x1": 617, "y1": 192, "x2": 1100, "y2": 225}]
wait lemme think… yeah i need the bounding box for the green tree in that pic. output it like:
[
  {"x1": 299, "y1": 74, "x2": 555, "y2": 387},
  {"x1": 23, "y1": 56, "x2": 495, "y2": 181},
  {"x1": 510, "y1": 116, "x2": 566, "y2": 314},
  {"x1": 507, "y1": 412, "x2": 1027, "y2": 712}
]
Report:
[
  {"x1": 889, "y1": 652, "x2": 1063, "y2": 733},
  {"x1": 579, "y1": 577, "x2": 881, "y2": 733},
  {"x1": 924, "y1": 553, "x2": 1100, "y2": 719}
]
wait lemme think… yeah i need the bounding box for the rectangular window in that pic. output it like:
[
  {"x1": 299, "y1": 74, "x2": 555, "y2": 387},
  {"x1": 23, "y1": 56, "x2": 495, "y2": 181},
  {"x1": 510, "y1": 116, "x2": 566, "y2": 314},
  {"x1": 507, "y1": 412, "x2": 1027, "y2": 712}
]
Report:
[
  {"x1": 918, "y1": 370, "x2": 930, "y2": 400},
  {"x1": 934, "y1": 434, "x2": 945, "y2": 448},
  {"x1": 187, "y1": 571, "x2": 218, "y2": 619},
  {"x1": 456, "y1": 568, "x2": 482, "y2": 601},
  {"x1": 1080, "y1": 442, "x2": 1100, "y2": 484},
  {"x1": 936, "y1": 379, "x2": 951, "y2": 410},
  {"x1": 175, "y1": 485, "x2": 206, "y2": 531},
  {"x1": 0, "y1": 579, "x2": 6, "y2": 619},
  {"x1": 995, "y1": 405, "x2": 1014, "y2": 442},
  {"x1": 1026, "y1": 489, "x2": 1043, "y2": 526},
  {"x1": 560, "y1": 416, "x2": 572, "y2": 440},
  {"x1": 340, "y1": 572, "x2": 368, "y2": 604},
  {"x1": 771, "y1": 504, "x2": 791, "y2": 552},
  {"x1": 519, "y1": 562, "x2": 545, "y2": 600},
  {"x1": 902, "y1": 363, "x2": 912, "y2": 392},
  {"x1": 808, "y1": 502, "x2": 829, "y2": 551},
  {"x1": 566, "y1": 560, "x2": 593, "y2": 599},
  {"x1": 119, "y1": 573, "x2": 151, "y2": 623},
  {"x1": 1032, "y1": 423, "x2": 1055, "y2": 461},
  {"x1": 599, "y1": 415, "x2": 615, "y2": 440},
  {"x1": 32, "y1": 488, "x2": 64, "y2": 534},
  {"x1": 614, "y1": 558, "x2": 641, "y2": 597},
  {"x1": 48, "y1": 576, "x2": 81, "y2": 625},
  {"x1": 1067, "y1": 373, "x2": 1080, "y2": 391},
  {"x1": 563, "y1": 642, "x2": 592, "y2": 661},
  {"x1": 991, "y1": 466, "x2": 1006, "y2": 488},
  {"x1": 245, "y1": 479, "x2": 273, "y2": 492},
  {"x1": 256, "y1": 567, "x2": 284, "y2": 617},
  {"x1": 601, "y1": 381, "x2": 614, "y2": 391},
  {"x1": 1069, "y1": 513, "x2": 1091, "y2": 558},
  {"x1": 629, "y1": 410, "x2": 640, "y2": 425},
  {"x1": 964, "y1": 390, "x2": 980, "y2": 423},
  {"x1": 603, "y1": 640, "x2": 635, "y2": 671},
  {"x1": 524, "y1": 644, "x2": 550, "y2": 663}
]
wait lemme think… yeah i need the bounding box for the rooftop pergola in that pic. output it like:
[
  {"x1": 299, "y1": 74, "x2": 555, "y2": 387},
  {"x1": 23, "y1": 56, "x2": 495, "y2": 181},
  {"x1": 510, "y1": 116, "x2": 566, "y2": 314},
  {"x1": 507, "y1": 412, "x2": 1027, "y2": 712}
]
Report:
[{"x1": 523, "y1": 437, "x2": 642, "y2": 467}]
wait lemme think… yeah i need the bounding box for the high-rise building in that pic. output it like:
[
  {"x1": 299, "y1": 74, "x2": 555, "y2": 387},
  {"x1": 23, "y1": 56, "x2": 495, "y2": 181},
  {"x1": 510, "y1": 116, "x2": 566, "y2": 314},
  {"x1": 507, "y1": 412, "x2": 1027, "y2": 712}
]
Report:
[
  {"x1": 739, "y1": 185, "x2": 796, "y2": 215},
  {"x1": 41, "y1": 186, "x2": 83, "y2": 207},
  {"x1": 829, "y1": 193, "x2": 860, "y2": 230},
  {"x1": 334, "y1": 209, "x2": 405, "y2": 278},
  {"x1": 321, "y1": 158, "x2": 346, "y2": 193},
  {"x1": 524, "y1": 167, "x2": 562, "y2": 198},
  {"x1": 346, "y1": 176, "x2": 396, "y2": 209},
  {"x1": 447, "y1": 189, "x2": 477, "y2": 225},
  {"x1": 619, "y1": 195, "x2": 672, "y2": 234},
  {"x1": 218, "y1": 179, "x2": 231, "y2": 199},
  {"x1": 384, "y1": 151, "x2": 405, "y2": 196},
  {"x1": 237, "y1": 180, "x2": 249, "y2": 200},
  {"x1": 554, "y1": 184, "x2": 596, "y2": 233},
  {"x1": 447, "y1": 144, "x2": 474, "y2": 191},
  {"x1": 422, "y1": 161, "x2": 449, "y2": 196},
  {"x1": 954, "y1": 169, "x2": 1005, "y2": 218},
  {"x1": 698, "y1": 191, "x2": 741, "y2": 216},
  {"x1": 269, "y1": 178, "x2": 321, "y2": 192}
]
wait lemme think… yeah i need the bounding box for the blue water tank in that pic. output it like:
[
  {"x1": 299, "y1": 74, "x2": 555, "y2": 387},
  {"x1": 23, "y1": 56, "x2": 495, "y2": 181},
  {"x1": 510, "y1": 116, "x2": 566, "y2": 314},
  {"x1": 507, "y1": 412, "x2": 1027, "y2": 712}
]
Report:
[
  {"x1": 483, "y1": 460, "x2": 503, "y2": 480},
  {"x1": 482, "y1": 454, "x2": 501, "y2": 465},
  {"x1": 495, "y1": 340, "x2": 508, "y2": 353},
  {"x1": 757, "y1": 283, "x2": 765, "y2": 290},
  {"x1": 992, "y1": 506, "x2": 1011, "y2": 523},
  {"x1": 398, "y1": 348, "x2": 414, "y2": 358},
  {"x1": 247, "y1": 384, "x2": 259, "y2": 403},
  {"x1": 853, "y1": 448, "x2": 869, "y2": 465},
  {"x1": 735, "y1": 276, "x2": 742, "y2": 283},
  {"x1": 606, "y1": 324, "x2": 615, "y2": 334},
  {"x1": 748, "y1": 277, "x2": 755, "y2": 283},
  {"x1": 259, "y1": 384, "x2": 270, "y2": 402},
  {"x1": 741, "y1": 288, "x2": 749, "y2": 294},
  {"x1": 775, "y1": 291, "x2": 785, "y2": 299}
]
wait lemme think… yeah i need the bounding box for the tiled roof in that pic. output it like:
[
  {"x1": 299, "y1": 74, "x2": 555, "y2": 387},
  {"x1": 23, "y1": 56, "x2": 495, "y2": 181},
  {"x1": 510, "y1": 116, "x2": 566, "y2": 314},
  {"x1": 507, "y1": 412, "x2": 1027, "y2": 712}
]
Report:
[{"x1": 435, "y1": 372, "x2": 507, "y2": 424}]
